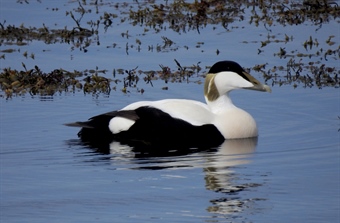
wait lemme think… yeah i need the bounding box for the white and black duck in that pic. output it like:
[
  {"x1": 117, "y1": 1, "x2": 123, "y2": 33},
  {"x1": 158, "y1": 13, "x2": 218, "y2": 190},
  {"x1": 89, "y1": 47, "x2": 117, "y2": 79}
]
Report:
[{"x1": 66, "y1": 60, "x2": 271, "y2": 148}]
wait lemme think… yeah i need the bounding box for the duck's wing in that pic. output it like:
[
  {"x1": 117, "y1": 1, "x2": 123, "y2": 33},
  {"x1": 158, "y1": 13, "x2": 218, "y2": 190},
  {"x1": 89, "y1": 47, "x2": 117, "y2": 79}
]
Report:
[
  {"x1": 123, "y1": 99, "x2": 213, "y2": 126},
  {"x1": 65, "y1": 110, "x2": 140, "y2": 146},
  {"x1": 66, "y1": 105, "x2": 223, "y2": 149},
  {"x1": 115, "y1": 106, "x2": 224, "y2": 148},
  {"x1": 64, "y1": 110, "x2": 139, "y2": 129}
]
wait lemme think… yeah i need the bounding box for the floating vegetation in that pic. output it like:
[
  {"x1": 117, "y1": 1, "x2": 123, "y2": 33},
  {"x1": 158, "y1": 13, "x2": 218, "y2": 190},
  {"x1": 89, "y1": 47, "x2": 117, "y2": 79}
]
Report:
[
  {"x1": 253, "y1": 59, "x2": 339, "y2": 89},
  {"x1": 126, "y1": 0, "x2": 340, "y2": 32},
  {"x1": 1, "y1": 59, "x2": 338, "y2": 99},
  {"x1": 0, "y1": 0, "x2": 339, "y2": 98},
  {"x1": 0, "y1": 22, "x2": 95, "y2": 52},
  {"x1": 0, "y1": 64, "x2": 83, "y2": 98},
  {"x1": 2, "y1": 0, "x2": 339, "y2": 50}
]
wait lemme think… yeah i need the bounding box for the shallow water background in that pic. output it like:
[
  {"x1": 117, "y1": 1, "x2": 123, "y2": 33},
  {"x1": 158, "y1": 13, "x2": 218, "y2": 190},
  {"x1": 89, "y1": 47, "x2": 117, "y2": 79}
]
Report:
[{"x1": 1, "y1": 1, "x2": 339, "y2": 222}]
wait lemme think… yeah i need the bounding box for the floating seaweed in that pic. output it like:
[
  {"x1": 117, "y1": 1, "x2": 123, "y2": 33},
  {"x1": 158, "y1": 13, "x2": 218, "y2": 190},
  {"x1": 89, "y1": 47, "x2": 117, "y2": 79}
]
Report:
[
  {"x1": 1, "y1": 58, "x2": 338, "y2": 99},
  {"x1": 254, "y1": 58, "x2": 339, "y2": 89},
  {"x1": 0, "y1": 0, "x2": 339, "y2": 98}
]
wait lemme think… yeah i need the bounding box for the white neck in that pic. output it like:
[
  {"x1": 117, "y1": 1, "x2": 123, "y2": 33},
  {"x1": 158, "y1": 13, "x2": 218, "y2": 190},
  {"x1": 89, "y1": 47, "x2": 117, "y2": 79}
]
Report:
[{"x1": 205, "y1": 93, "x2": 236, "y2": 114}]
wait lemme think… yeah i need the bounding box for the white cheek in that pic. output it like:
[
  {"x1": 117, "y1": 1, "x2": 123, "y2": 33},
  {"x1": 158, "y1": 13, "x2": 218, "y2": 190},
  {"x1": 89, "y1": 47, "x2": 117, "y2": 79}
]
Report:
[
  {"x1": 215, "y1": 71, "x2": 253, "y2": 92},
  {"x1": 109, "y1": 117, "x2": 135, "y2": 134}
]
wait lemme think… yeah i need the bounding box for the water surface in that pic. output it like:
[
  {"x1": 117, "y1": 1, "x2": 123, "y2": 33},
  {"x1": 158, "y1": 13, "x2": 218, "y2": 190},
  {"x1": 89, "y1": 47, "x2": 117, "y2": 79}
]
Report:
[
  {"x1": 1, "y1": 1, "x2": 339, "y2": 222},
  {"x1": 1, "y1": 84, "x2": 338, "y2": 222}
]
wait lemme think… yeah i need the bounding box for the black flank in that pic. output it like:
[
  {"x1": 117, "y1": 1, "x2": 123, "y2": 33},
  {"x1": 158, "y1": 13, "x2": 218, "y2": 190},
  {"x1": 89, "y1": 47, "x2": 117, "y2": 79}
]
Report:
[
  {"x1": 76, "y1": 106, "x2": 224, "y2": 150},
  {"x1": 116, "y1": 106, "x2": 224, "y2": 148}
]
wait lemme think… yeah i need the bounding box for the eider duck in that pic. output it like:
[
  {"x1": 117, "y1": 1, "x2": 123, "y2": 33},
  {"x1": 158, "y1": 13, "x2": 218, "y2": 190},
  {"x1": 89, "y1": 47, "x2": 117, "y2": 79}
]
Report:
[{"x1": 66, "y1": 61, "x2": 271, "y2": 148}]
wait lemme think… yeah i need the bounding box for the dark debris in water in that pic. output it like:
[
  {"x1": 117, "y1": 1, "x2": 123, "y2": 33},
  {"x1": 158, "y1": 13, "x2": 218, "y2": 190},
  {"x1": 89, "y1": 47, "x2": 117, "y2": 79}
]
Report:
[
  {"x1": 0, "y1": 21, "x2": 94, "y2": 52},
  {"x1": 0, "y1": 59, "x2": 338, "y2": 99},
  {"x1": 253, "y1": 58, "x2": 339, "y2": 89},
  {"x1": 0, "y1": 60, "x2": 200, "y2": 98},
  {"x1": 4, "y1": 0, "x2": 339, "y2": 44},
  {"x1": 0, "y1": 65, "x2": 83, "y2": 98},
  {"x1": 127, "y1": 0, "x2": 340, "y2": 33},
  {"x1": 0, "y1": 0, "x2": 339, "y2": 98}
]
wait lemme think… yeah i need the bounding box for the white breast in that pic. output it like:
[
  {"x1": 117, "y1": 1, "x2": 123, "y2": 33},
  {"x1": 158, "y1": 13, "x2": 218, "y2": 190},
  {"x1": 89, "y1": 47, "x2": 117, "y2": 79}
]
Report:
[{"x1": 212, "y1": 107, "x2": 258, "y2": 139}]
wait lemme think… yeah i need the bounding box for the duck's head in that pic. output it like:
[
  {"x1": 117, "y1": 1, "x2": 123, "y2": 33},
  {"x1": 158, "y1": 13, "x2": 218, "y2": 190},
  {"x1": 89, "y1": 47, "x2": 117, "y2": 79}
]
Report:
[{"x1": 204, "y1": 60, "x2": 271, "y2": 101}]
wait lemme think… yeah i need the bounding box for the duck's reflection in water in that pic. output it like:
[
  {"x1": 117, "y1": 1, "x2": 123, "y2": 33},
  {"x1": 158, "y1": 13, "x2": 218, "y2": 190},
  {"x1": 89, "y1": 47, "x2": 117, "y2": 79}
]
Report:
[
  {"x1": 67, "y1": 137, "x2": 264, "y2": 217},
  {"x1": 205, "y1": 138, "x2": 257, "y2": 192},
  {"x1": 203, "y1": 138, "x2": 265, "y2": 215}
]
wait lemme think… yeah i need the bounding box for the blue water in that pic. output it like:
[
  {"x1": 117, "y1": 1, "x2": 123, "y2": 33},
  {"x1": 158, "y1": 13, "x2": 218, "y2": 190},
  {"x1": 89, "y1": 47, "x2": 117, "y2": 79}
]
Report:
[
  {"x1": 1, "y1": 1, "x2": 339, "y2": 222},
  {"x1": 1, "y1": 84, "x2": 339, "y2": 223}
]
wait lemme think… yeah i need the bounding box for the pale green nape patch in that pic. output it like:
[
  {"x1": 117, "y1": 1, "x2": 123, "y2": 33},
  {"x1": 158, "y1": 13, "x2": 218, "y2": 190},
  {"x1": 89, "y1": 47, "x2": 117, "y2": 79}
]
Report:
[{"x1": 204, "y1": 73, "x2": 220, "y2": 102}]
